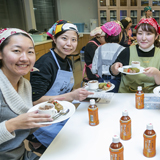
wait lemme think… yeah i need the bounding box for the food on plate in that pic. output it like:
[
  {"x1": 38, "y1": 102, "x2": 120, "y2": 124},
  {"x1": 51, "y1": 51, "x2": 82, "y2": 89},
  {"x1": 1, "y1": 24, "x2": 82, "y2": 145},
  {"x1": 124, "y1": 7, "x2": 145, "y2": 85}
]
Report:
[
  {"x1": 99, "y1": 82, "x2": 112, "y2": 90},
  {"x1": 123, "y1": 67, "x2": 140, "y2": 73},
  {"x1": 48, "y1": 99, "x2": 63, "y2": 112},
  {"x1": 39, "y1": 105, "x2": 53, "y2": 110}
]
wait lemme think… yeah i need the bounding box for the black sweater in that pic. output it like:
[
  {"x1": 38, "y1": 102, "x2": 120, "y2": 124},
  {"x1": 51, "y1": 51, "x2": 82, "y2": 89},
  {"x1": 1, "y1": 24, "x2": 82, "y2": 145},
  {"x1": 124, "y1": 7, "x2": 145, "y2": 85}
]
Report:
[{"x1": 30, "y1": 48, "x2": 72, "y2": 101}]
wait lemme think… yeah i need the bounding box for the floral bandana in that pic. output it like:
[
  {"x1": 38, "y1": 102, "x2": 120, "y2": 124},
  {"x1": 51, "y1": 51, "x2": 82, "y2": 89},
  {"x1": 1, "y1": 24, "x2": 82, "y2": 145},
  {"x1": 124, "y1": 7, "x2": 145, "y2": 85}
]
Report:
[
  {"x1": 0, "y1": 28, "x2": 34, "y2": 45},
  {"x1": 135, "y1": 18, "x2": 160, "y2": 34},
  {"x1": 101, "y1": 21, "x2": 121, "y2": 36},
  {"x1": 46, "y1": 20, "x2": 78, "y2": 40},
  {"x1": 0, "y1": 28, "x2": 38, "y2": 72}
]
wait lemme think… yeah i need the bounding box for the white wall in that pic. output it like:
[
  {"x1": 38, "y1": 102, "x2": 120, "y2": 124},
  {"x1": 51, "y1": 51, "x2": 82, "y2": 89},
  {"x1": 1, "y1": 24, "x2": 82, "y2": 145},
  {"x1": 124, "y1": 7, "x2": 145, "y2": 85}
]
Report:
[{"x1": 57, "y1": 0, "x2": 98, "y2": 32}]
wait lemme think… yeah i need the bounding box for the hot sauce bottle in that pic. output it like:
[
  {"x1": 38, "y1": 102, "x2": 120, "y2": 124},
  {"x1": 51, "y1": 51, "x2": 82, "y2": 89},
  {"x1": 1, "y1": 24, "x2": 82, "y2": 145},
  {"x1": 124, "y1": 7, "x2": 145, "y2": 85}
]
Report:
[
  {"x1": 120, "y1": 110, "x2": 131, "y2": 140},
  {"x1": 88, "y1": 99, "x2": 99, "y2": 126},
  {"x1": 143, "y1": 123, "x2": 156, "y2": 158},
  {"x1": 135, "y1": 86, "x2": 144, "y2": 109},
  {"x1": 109, "y1": 135, "x2": 124, "y2": 160}
]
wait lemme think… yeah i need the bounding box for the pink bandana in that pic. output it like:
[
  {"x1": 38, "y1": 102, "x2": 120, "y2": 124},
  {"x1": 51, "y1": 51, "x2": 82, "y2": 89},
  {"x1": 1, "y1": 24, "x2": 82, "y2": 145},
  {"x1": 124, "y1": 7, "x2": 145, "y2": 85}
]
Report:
[
  {"x1": 135, "y1": 18, "x2": 160, "y2": 34},
  {"x1": 101, "y1": 21, "x2": 121, "y2": 36},
  {"x1": 0, "y1": 28, "x2": 34, "y2": 45}
]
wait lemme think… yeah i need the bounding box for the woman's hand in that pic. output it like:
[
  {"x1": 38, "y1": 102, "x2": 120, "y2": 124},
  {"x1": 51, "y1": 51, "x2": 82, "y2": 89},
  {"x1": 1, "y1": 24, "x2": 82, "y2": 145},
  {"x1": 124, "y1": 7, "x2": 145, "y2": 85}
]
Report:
[
  {"x1": 71, "y1": 88, "x2": 94, "y2": 101},
  {"x1": 5, "y1": 111, "x2": 53, "y2": 133},
  {"x1": 143, "y1": 67, "x2": 159, "y2": 77},
  {"x1": 111, "y1": 62, "x2": 123, "y2": 75}
]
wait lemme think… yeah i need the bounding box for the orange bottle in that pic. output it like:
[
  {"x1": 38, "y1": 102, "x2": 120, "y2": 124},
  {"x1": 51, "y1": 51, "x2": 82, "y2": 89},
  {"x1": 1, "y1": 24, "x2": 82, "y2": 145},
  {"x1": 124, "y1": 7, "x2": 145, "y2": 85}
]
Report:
[
  {"x1": 135, "y1": 86, "x2": 144, "y2": 109},
  {"x1": 120, "y1": 110, "x2": 131, "y2": 140},
  {"x1": 88, "y1": 99, "x2": 99, "y2": 126},
  {"x1": 109, "y1": 135, "x2": 124, "y2": 160},
  {"x1": 143, "y1": 123, "x2": 156, "y2": 158}
]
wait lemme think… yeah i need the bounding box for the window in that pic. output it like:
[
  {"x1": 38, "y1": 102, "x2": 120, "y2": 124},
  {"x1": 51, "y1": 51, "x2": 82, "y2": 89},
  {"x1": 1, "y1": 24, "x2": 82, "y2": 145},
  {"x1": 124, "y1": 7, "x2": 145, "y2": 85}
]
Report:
[{"x1": 33, "y1": 0, "x2": 57, "y2": 32}]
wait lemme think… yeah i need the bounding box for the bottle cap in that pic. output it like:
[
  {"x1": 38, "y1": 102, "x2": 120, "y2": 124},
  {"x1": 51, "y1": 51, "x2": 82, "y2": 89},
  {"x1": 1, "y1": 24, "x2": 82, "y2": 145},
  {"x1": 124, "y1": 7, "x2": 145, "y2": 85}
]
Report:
[
  {"x1": 122, "y1": 110, "x2": 128, "y2": 116},
  {"x1": 90, "y1": 99, "x2": 95, "y2": 105},
  {"x1": 137, "y1": 86, "x2": 142, "y2": 91},
  {"x1": 147, "y1": 123, "x2": 153, "y2": 130},
  {"x1": 112, "y1": 135, "x2": 120, "y2": 143}
]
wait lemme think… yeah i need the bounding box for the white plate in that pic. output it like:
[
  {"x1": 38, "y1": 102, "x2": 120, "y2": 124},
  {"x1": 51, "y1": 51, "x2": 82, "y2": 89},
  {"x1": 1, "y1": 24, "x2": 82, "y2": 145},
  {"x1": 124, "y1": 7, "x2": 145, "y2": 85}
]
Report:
[
  {"x1": 153, "y1": 86, "x2": 160, "y2": 97},
  {"x1": 27, "y1": 101, "x2": 76, "y2": 124},
  {"x1": 118, "y1": 65, "x2": 145, "y2": 75},
  {"x1": 84, "y1": 83, "x2": 115, "y2": 92}
]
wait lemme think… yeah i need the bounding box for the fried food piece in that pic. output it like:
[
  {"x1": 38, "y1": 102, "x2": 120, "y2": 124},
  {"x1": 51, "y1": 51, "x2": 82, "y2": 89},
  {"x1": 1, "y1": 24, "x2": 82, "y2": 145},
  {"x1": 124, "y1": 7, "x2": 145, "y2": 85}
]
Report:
[{"x1": 47, "y1": 99, "x2": 63, "y2": 112}]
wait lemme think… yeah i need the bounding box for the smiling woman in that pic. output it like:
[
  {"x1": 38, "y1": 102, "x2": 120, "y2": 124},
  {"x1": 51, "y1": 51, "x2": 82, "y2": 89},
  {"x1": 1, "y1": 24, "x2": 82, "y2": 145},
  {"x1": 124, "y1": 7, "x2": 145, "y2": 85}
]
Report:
[
  {"x1": 110, "y1": 18, "x2": 160, "y2": 93},
  {"x1": 0, "y1": 28, "x2": 53, "y2": 160}
]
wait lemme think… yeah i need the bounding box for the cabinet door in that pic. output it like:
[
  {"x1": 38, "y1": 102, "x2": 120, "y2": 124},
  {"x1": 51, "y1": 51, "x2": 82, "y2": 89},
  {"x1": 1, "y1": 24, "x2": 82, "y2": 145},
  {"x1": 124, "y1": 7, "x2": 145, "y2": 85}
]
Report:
[
  {"x1": 98, "y1": 0, "x2": 106, "y2": 7},
  {"x1": 152, "y1": 10, "x2": 160, "y2": 24},
  {"x1": 120, "y1": 10, "x2": 128, "y2": 20},
  {"x1": 130, "y1": 0, "x2": 138, "y2": 6},
  {"x1": 110, "y1": 10, "x2": 117, "y2": 21},
  {"x1": 141, "y1": 0, "x2": 149, "y2": 6},
  {"x1": 36, "y1": 49, "x2": 45, "y2": 61},
  {"x1": 152, "y1": 0, "x2": 160, "y2": 6},
  {"x1": 99, "y1": 10, "x2": 107, "y2": 25},
  {"x1": 130, "y1": 10, "x2": 137, "y2": 32},
  {"x1": 44, "y1": 42, "x2": 53, "y2": 53}
]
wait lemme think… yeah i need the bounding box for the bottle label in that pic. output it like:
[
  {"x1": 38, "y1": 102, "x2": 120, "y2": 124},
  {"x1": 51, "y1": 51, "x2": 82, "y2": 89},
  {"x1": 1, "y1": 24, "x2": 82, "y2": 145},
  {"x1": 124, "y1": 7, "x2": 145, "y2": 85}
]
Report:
[
  {"x1": 135, "y1": 93, "x2": 144, "y2": 109},
  {"x1": 88, "y1": 108, "x2": 99, "y2": 126},
  {"x1": 143, "y1": 134, "x2": 156, "y2": 157},
  {"x1": 120, "y1": 119, "x2": 131, "y2": 140},
  {"x1": 109, "y1": 146, "x2": 124, "y2": 160}
]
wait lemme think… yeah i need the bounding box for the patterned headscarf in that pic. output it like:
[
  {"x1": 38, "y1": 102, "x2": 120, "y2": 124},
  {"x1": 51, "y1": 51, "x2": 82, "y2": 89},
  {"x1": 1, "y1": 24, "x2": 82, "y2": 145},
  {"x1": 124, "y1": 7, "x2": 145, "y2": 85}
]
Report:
[
  {"x1": 46, "y1": 20, "x2": 78, "y2": 40},
  {"x1": 135, "y1": 18, "x2": 160, "y2": 34},
  {"x1": 101, "y1": 21, "x2": 121, "y2": 36},
  {"x1": 144, "y1": 6, "x2": 152, "y2": 12},
  {"x1": 0, "y1": 28, "x2": 34, "y2": 46}
]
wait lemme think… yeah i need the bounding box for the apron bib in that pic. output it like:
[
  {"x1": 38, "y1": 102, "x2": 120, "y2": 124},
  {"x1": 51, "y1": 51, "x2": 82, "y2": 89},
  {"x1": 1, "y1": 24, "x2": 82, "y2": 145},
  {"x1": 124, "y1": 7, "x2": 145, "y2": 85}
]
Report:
[
  {"x1": 33, "y1": 49, "x2": 74, "y2": 147},
  {"x1": 119, "y1": 45, "x2": 160, "y2": 93}
]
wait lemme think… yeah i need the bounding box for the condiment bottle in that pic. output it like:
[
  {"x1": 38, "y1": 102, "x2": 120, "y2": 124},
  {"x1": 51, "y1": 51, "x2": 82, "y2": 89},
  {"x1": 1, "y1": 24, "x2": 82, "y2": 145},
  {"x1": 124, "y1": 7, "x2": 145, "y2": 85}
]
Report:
[
  {"x1": 135, "y1": 86, "x2": 144, "y2": 109},
  {"x1": 120, "y1": 110, "x2": 131, "y2": 140},
  {"x1": 88, "y1": 99, "x2": 99, "y2": 126},
  {"x1": 143, "y1": 123, "x2": 156, "y2": 158},
  {"x1": 109, "y1": 135, "x2": 124, "y2": 160}
]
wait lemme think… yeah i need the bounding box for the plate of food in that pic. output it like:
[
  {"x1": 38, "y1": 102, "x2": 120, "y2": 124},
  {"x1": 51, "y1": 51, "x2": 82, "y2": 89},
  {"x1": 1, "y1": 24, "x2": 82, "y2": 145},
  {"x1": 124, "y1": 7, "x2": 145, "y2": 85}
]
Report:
[
  {"x1": 84, "y1": 81, "x2": 115, "y2": 92},
  {"x1": 118, "y1": 65, "x2": 145, "y2": 75},
  {"x1": 27, "y1": 100, "x2": 76, "y2": 124}
]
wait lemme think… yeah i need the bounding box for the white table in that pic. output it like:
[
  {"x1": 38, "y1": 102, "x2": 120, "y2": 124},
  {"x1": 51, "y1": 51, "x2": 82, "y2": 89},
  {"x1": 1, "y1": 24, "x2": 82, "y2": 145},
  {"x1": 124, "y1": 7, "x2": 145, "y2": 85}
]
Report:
[{"x1": 40, "y1": 93, "x2": 160, "y2": 160}]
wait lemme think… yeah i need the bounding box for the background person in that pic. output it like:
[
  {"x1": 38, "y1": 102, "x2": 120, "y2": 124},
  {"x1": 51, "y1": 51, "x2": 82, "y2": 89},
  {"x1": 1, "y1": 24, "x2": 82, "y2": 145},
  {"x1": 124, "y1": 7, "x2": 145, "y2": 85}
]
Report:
[
  {"x1": 0, "y1": 28, "x2": 53, "y2": 160},
  {"x1": 119, "y1": 19, "x2": 130, "y2": 47},
  {"x1": 142, "y1": 6, "x2": 152, "y2": 19},
  {"x1": 83, "y1": 27, "x2": 106, "y2": 81},
  {"x1": 110, "y1": 18, "x2": 160, "y2": 93},
  {"x1": 125, "y1": 17, "x2": 136, "y2": 45},
  {"x1": 91, "y1": 21, "x2": 125, "y2": 92}
]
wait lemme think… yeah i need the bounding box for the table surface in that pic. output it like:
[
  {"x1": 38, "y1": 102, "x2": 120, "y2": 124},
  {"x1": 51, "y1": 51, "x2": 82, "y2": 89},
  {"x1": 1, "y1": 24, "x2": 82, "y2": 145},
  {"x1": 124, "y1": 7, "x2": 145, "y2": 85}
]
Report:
[{"x1": 40, "y1": 93, "x2": 160, "y2": 160}]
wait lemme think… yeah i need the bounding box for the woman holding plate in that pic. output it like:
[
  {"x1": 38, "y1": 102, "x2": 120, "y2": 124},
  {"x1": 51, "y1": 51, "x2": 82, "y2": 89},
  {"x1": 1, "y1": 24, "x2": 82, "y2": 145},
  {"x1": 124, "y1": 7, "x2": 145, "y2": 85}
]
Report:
[
  {"x1": 29, "y1": 20, "x2": 93, "y2": 153},
  {"x1": 0, "y1": 28, "x2": 53, "y2": 160},
  {"x1": 110, "y1": 18, "x2": 160, "y2": 93}
]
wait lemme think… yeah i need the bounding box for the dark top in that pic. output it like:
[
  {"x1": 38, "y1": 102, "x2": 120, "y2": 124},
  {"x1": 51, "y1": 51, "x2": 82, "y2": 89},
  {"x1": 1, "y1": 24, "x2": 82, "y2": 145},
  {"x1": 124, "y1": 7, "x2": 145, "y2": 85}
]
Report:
[
  {"x1": 30, "y1": 48, "x2": 72, "y2": 101},
  {"x1": 84, "y1": 38, "x2": 101, "y2": 80},
  {"x1": 119, "y1": 30, "x2": 130, "y2": 47}
]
